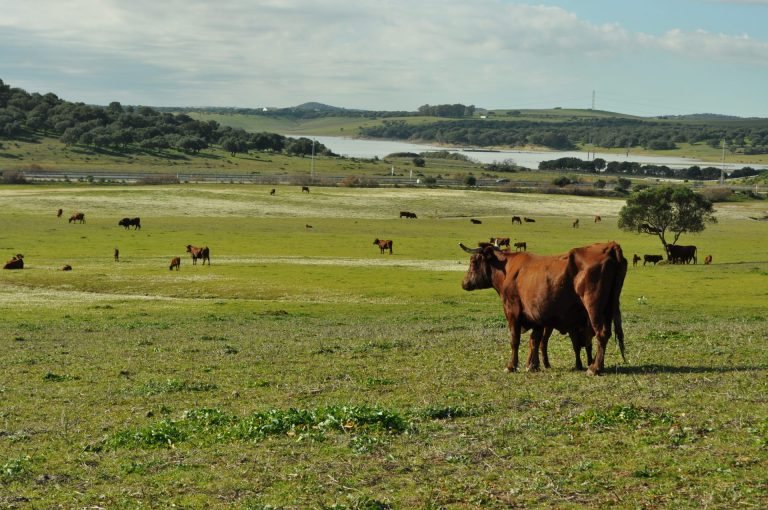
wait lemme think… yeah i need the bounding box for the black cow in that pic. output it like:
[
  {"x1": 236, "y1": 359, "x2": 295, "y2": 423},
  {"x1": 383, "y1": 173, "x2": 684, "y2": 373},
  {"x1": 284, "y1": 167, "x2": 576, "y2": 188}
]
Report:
[
  {"x1": 118, "y1": 217, "x2": 141, "y2": 230},
  {"x1": 511, "y1": 216, "x2": 522, "y2": 224},
  {"x1": 400, "y1": 211, "x2": 417, "y2": 219},
  {"x1": 470, "y1": 218, "x2": 482, "y2": 224},
  {"x1": 666, "y1": 245, "x2": 697, "y2": 264},
  {"x1": 643, "y1": 254, "x2": 663, "y2": 266}
]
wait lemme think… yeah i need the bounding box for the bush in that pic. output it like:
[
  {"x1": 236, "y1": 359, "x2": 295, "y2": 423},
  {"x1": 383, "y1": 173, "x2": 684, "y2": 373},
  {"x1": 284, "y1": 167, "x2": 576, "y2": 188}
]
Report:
[
  {"x1": 1, "y1": 170, "x2": 27, "y2": 184},
  {"x1": 138, "y1": 174, "x2": 180, "y2": 185},
  {"x1": 552, "y1": 176, "x2": 571, "y2": 187},
  {"x1": 699, "y1": 187, "x2": 733, "y2": 202},
  {"x1": 339, "y1": 175, "x2": 379, "y2": 188}
]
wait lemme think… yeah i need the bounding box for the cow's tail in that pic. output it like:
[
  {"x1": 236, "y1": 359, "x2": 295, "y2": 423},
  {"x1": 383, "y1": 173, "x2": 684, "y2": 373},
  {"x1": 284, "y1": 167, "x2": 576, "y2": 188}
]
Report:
[{"x1": 610, "y1": 243, "x2": 628, "y2": 363}]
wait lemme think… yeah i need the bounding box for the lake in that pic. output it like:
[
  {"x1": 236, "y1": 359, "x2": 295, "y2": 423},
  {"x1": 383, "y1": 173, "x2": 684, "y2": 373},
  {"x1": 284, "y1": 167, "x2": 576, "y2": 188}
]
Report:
[{"x1": 298, "y1": 135, "x2": 765, "y2": 171}]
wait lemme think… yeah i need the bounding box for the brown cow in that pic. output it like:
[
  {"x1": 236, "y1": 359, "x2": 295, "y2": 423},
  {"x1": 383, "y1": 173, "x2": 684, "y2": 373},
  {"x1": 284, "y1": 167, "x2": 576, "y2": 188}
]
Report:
[
  {"x1": 594, "y1": 215, "x2": 602, "y2": 223},
  {"x1": 69, "y1": 212, "x2": 85, "y2": 224},
  {"x1": 186, "y1": 245, "x2": 210, "y2": 266},
  {"x1": 460, "y1": 242, "x2": 627, "y2": 375},
  {"x1": 373, "y1": 238, "x2": 393, "y2": 254},
  {"x1": 572, "y1": 218, "x2": 580, "y2": 228},
  {"x1": 301, "y1": 186, "x2": 310, "y2": 193},
  {"x1": 704, "y1": 254, "x2": 712, "y2": 265},
  {"x1": 632, "y1": 254, "x2": 641, "y2": 267},
  {"x1": 3, "y1": 254, "x2": 24, "y2": 270},
  {"x1": 514, "y1": 241, "x2": 527, "y2": 252},
  {"x1": 57, "y1": 208, "x2": 63, "y2": 218},
  {"x1": 537, "y1": 325, "x2": 594, "y2": 371},
  {"x1": 490, "y1": 237, "x2": 510, "y2": 249},
  {"x1": 643, "y1": 254, "x2": 663, "y2": 266},
  {"x1": 511, "y1": 216, "x2": 522, "y2": 225},
  {"x1": 169, "y1": 257, "x2": 181, "y2": 271}
]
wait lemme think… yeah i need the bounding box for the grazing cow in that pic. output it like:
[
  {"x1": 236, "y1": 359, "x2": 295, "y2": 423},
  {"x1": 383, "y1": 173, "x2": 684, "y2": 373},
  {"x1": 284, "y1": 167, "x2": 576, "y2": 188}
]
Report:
[
  {"x1": 69, "y1": 212, "x2": 85, "y2": 224},
  {"x1": 270, "y1": 188, "x2": 276, "y2": 195},
  {"x1": 57, "y1": 208, "x2": 63, "y2": 218},
  {"x1": 118, "y1": 217, "x2": 141, "y2": 230},
  {"x1": 704, "y1": 254, "x2": 712, "y2": 265},
  {"x1": 514, "y1": 241, "x2": 527, "y2": 252},
  {"x1": 643, "y1": 254, "x2": 663, "y2": 266},
  {"x1": 524, "y1": 217, "x2": 535, "y2": 223},
  {"x1": 3, "y1": 254, "x2": 24, "y2": 270},
  {"x1": 490, "y1": 237, "x2": 510, "y2": 249},
  {"x1": 632, "y1": 254, "x2": 641, "y2": 267},
  {"x1": 169, "y1": 257, "x2": 181, "y2": 271},
  {"x1": 186, "y1": 244, "x2": 210, "y2": 266},
  {"x1": 572, "y1": 218, "x2": 580, "y2": 228},
  {"x1": 373, "y1": 238, "x2": 393, "y2": 254},
  {"x1": 594, "y1": 215, "x2": 602, "y2": 223},
  {"x1": 511, "y1": 216, "x2": 522, "y2": 225},
  {"x1": 114, "y1": 247, "x2": 119, "y2": 262},
  {"x1": 301, "y1": 186, "x2": 310, "y2": 193},
  {"x1": 460, "y1": 242, "x2": 627, "y2": 375},
  {"x1": 399, "y1": 211, "x2": 418, "y2": 219},
  {"x1": 61, "y1": 264, "x2": 72, "y2": 271},
  {"x1": 666, "y1": 244, "x2": 697, "y2": 264},
  {"x1": 470, "y1": 218, "x2": 482, "y2": 224}
]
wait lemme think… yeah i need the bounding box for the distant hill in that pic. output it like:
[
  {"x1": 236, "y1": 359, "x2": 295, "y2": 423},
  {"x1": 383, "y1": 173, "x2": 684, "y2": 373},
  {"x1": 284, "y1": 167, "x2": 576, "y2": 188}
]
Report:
[{"x1": 658, "y1": 113, "x2": 761, "y2": 121}]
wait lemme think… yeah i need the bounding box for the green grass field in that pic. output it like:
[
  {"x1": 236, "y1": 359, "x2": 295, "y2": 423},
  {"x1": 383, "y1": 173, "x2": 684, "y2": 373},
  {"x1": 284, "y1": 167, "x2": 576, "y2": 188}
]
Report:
[{"x1": 1, "y1": 185, "x2": 767, "y2": 509}]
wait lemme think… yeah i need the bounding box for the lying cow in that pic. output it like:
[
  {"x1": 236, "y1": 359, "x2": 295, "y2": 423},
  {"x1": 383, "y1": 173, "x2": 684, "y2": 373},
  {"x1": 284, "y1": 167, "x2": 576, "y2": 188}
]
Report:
[
  {"x1": 186, "y1": 245, "x2": 210, "y2": 266},
  {"x1": 460, "y1": 242, "x2": 626, "y2": 375},
  {"x1": 3, "y1": 254, "x2": 24, "y2": 270},
  {"x1": 470, "y1": 218, "x2": 482, "y2": 224},
  {"x1": 643, "y1": 254, "x2": 663, "y2": 266},
  {"x1": 524, "y1": 217, "x2": 535, "y2": 223},
  {"x1": 69, "y1": 212, "x2": 85, "y2": 224},
  {"x1": 169, "y1": 257, "x2": 181, "y2": 271},
  {"x1": 373, "y1": 238, "x2": 393, "y2": 254},
  {"x1": 118, "y1": 217, "x2": 141, "y2": 230}
]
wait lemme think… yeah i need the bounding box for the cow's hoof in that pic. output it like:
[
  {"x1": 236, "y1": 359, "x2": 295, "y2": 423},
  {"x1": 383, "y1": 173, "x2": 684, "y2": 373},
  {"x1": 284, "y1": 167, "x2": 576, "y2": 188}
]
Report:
[
  {"x1": 586, "y1": 368, "x2": 601, "y2": 376},
  {"x1": 525, "y1": 365, "x2": 540, "y2": 373},
  {"x1": 505, "y1": 366, "x2": 518, "y2": 373}
]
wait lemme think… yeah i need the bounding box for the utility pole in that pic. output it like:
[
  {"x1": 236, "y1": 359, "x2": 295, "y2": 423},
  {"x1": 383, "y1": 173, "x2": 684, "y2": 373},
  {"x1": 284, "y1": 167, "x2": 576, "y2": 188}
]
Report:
[
  {"x1": 591, "y1": 90, "x2": 595, "y2": 110},
  {"x1": 310, "y1": 138, "x2": 316, "y2": 180},
  {"x1": 720, "y1": 138, "x2": 726, "y2": 184}
]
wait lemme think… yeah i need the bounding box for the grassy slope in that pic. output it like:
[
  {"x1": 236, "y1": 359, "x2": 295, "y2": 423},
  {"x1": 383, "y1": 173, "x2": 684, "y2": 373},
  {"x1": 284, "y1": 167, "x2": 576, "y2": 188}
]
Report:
[{"x1": 1, "y1": 185, "x2": 767, "y2": 508}]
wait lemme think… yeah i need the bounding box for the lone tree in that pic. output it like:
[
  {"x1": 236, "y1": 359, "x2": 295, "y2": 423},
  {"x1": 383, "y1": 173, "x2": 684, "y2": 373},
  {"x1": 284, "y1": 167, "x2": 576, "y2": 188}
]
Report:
[{"x1": 618, "y1": 185, "x2": 716, "y2": 249}]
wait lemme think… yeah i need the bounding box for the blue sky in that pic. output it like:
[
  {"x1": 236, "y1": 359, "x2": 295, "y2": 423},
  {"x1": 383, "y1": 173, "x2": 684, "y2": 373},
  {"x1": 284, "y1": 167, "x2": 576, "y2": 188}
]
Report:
[{"x1": 1, "y1": 0, "x2": 767, "y2": 116}]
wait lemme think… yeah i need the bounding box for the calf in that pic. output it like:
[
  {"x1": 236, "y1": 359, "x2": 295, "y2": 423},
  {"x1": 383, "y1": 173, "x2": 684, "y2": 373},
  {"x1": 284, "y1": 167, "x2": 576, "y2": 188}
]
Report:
[
  {"x1": 594, "y1": 215, "x2": 602, "y2": 223},
  {"x1": 514, "y1": 241, "x2": 527, "y2": 252},
  {"x1": 632, "y1": 254, "x2": 641, "y2": 267},
  {"x1": 373, "y1": 238, "x2": 393, "y2": 254},
  {"x1": 114, "y1": 247, "x2": 120, "y2": 262},
  {"x1": 186, "y1": 245, "x2": 210, "y2": 266},
  {"x1": 572, "y1": 218, "x2": 580, "y2": 228},
  {"x1": 643, "y1": 254, "x2": 663, "y2": 266},
  {"x1": 704, "y1": 254, "x2": 712, "y2": 265},
  {"x1": 169, "y1": 257, "x2": 181, "y2": 271}
]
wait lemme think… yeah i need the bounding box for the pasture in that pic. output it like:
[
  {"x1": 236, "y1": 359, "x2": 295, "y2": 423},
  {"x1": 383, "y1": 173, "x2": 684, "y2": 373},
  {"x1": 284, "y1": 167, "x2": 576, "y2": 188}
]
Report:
[{"x1": 1, "y1": 184, "x2": 767, "y2": 509}]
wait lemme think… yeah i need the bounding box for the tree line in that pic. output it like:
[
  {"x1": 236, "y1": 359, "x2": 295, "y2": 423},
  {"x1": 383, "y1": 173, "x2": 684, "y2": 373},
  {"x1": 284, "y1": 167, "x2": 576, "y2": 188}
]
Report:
[
  {"x1": 0, "y1": 79, "x2": 331, "y2": 157},
  {"x1": 359, "y1": 117, "x2": 768, "y2": 153},
  {"x1": 538, "y1": 156, "x2": 762, "y2": 180}
]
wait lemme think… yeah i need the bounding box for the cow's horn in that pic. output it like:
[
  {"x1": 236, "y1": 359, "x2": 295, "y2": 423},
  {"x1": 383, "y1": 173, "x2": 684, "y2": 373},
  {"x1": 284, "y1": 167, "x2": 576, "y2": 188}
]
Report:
[{"x1": 459, "y1": 243, "x2": 482, "y2": 254}]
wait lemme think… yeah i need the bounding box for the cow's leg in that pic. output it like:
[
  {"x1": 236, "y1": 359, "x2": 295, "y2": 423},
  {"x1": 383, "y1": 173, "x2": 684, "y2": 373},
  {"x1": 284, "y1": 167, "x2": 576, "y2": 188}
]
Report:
[
  {"x1": 506, "y1": 321, "x2": 522, "y2": 372},
  {"x1": 526, "y1": 328, "x2": 543, "y2": 372},
  {"x1": 587, "y1": 323, "x2": 610, "y2": 376},
  {"x1": 569, "y1": 331, "x2": 585, "y2": 370},
  {"x1": 537, "y1": 327, "x2": 553, "y2": 369}
]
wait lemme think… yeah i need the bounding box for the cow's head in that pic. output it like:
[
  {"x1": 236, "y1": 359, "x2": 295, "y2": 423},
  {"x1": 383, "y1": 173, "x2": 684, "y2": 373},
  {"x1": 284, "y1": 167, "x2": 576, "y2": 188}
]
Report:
[{"x1": 460, "y1": 243, "x2": 506, "y2": 291}]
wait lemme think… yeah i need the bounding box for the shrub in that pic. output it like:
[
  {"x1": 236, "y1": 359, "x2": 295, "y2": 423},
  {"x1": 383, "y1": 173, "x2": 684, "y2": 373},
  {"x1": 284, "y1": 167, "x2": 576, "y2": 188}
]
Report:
[
  {"x1": 1, "y1": 170, "x2": 27, "y2": 184},
  {"x1": 138, "y1": 174, "x2": 180, "y2": 185},
  {"x1": 552, "y1": 176, "x2": 571, "y2": 187},
  {"x1": 699, "y1": 187, "x2": 733, "y2": 202},
  {"x1": 339, "y1": 175, "x2": 379, "y2": 188}
]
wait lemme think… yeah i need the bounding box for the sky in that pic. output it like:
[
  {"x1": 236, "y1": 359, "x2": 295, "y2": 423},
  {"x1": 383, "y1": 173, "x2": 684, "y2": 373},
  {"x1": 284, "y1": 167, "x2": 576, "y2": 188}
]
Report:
[{"x1": 1, "y1": 0, "x2": 767, "y2": 117}]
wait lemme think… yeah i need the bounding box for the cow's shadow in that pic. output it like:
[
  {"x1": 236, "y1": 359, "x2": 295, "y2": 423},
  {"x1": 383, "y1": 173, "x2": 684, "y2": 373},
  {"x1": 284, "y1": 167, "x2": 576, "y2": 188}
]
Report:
[{"x1": 607, "y1": 364, "x2": 768, "y2": 375}]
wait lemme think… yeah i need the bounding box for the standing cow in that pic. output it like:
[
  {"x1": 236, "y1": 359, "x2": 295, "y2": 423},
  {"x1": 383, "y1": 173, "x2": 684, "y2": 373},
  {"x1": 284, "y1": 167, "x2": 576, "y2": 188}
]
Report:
[
  {"x1": 704, "y1": 255, "x2": 712, "y2": 265},
  {"x1": 632, "y1": 254, "x2": 641, "y2": 267},
  {"x1": 69, "y1": 212, "x2": 85, "y2": 224},
  {"x1": 460, "y1": 242, "x2": 626, "y2": 375},
  {"x1": 186, "y1": 245, "x2": 210, "y2": 266},
  {"x1": 57, "y1": 208, "x2": 63, "y2": 218},
  {"x1": 169, "y1": 257, "x2": 181, "y2": 270},
  {"x1": 118, "y1": 217, "x2": 141, "y2": 230},
  {"x1": 373, "y1": 238, "x2": 393, "y2": 254},
  {"x1": 666, "y1": 244, "x2": 697, "y2": 264}
]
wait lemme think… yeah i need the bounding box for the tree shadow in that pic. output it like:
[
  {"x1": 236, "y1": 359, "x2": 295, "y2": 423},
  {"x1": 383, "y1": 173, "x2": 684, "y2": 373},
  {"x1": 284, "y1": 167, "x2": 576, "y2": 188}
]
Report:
[{"x1": 610, "y1": 364, "x2": 768, "y2": 376}]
